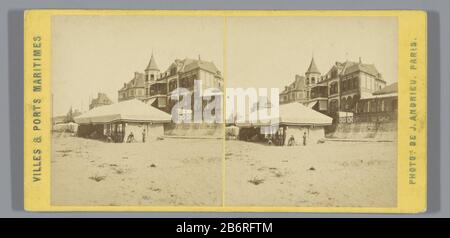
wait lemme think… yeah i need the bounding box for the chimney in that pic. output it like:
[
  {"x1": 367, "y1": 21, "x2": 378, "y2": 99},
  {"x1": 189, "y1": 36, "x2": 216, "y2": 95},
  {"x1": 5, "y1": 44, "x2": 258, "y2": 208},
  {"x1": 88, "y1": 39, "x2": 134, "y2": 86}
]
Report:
[
  {"x1": 359, "y1": 57, "x2": 362, "y2": 64},
  {"x1": 198, "y1": 54, "x2": 201, "y2": 61}
]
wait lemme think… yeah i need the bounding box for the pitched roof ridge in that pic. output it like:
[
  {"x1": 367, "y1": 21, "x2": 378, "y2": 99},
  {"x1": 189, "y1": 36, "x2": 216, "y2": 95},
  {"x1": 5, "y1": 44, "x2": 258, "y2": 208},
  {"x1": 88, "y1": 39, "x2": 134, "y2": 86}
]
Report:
[
  {"x1": 306, "y1": 57, "x2": 321, "y2": 74},
  {"x1": 145, "y1": 53, "x2": 160, "y2": 71}
]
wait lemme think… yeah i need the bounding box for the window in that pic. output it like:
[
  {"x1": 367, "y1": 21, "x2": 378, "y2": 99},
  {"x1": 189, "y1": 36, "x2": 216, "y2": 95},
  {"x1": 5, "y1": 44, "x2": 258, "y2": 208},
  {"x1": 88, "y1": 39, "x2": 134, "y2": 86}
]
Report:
[
  {"x1": 151, "y1": 74, "x2": 155, "y2": 80},
  {"x1": 311, "y1": 77, "x2": 315, "y2": 84},
  {"x1": 145, "y1": 75, "x2": 149, "y2": 82}
]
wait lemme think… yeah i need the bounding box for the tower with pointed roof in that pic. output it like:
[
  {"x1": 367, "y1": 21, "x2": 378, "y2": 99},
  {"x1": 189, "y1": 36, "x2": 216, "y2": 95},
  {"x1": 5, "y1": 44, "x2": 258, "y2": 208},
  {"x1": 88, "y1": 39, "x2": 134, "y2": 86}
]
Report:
[
  {"x1": 144, "y1": 53, "x2": 160, "y2": 83},
  {"x1": 304, "y1": 57, "x2": 321, "y2": 100},
  {"x1": 305, "y1": 57, "x2": 321, "y2": 86}
]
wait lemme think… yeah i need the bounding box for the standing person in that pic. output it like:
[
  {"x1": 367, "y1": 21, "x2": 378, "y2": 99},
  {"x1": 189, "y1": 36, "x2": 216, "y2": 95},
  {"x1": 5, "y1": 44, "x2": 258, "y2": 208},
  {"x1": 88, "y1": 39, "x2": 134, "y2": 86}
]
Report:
[
  {"x1": 142, "y1": 128, "x2": 146, "y2": 143},
  {"x1": 303, "y1": 131, "x2": 307, "y2": 146}
]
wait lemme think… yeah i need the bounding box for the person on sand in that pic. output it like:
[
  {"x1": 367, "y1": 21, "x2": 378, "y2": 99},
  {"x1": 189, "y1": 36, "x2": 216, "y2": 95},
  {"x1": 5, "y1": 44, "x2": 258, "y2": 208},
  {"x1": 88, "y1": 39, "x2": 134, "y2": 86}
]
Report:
[
  {"x1": 287, "y1": 135, "x2": 295, "y2": 146},
  {"x1": 142, "y1": 129, "x2": 146, "y2": 143},
  {"x1": 303, "y1": 131, "x2": 307, "y2": 146},
  {"x1": 126, "y1": 132, "x2": 135, "y2": 143}
]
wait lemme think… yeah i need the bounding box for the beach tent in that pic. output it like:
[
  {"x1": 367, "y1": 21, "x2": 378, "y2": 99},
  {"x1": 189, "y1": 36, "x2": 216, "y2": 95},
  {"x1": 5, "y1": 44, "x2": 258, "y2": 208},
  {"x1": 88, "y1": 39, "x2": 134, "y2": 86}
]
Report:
[
  {"x1": 74, "y1": 99, "x2": 171, "y2": 124},
  {"x1": 278, "y1": 103, "x2": 332, "y2": 145},
  {"x1": 233, "y1": 102, "x2": 332, "y2": 145},
  {"x1": 232, "y1": 102, "x2": 332, "y2": 126},
  {"x1": 278, "y1": 102, "x2": 332, "y2": 126},
  {"x1": 74, "y1": 99, "x2": 171, "y2": 142}
]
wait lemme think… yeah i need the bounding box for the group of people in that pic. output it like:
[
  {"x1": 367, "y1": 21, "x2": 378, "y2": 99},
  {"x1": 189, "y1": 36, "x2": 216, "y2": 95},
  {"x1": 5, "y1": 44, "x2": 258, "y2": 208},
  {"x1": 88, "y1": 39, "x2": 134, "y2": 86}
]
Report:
[
  {"x1": 126, "y1": 128, "x2": 147, "y2": 143},
  {"x1": 287, "y1": 131, "x2": 307, "y2": 146},
  {"x1": 267, "y1": 127, "x2": 308, "y2": 146}
]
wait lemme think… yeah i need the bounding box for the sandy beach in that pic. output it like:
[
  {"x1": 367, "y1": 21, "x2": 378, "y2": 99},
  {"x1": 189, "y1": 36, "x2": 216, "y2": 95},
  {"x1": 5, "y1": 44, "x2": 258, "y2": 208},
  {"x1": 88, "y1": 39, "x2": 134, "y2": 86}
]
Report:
[
  {"x1": 225, "y1": 140, "x2": 397, "y2": 207},
  {"x1": 51, "y1": 132, "x2": 223, "y2": 206},
  {"x1": 52, "y1": 132, "x2": 396, "y2": 207}
]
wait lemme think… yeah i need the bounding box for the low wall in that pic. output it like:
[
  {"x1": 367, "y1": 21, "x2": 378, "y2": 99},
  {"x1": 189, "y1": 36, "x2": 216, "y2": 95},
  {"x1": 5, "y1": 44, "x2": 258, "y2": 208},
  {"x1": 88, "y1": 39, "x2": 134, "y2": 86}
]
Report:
[
  {"x1": 164, "y1": 123, "x2": 224, "y2": 138},
  {"x1": 125, "y1": 123, "x2": 165, "y2": 143},
  {"x1": 327, "y1": 121, "x2": 397, "y2": 141},
  {"x1": 284, "y1": 126, "x2": 325, "y2": 146}
]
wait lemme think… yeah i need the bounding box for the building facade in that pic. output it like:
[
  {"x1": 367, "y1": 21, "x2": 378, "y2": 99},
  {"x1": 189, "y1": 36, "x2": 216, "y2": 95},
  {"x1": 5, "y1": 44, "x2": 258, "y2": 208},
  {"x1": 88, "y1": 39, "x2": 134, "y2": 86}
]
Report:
[
  {"x1": 280, "y1": 57, "x2": 392, "y2": 121},
  {"x1": 118, "y1": 54, "x2": 223, "y2": 114},
  {"x1": 118, "y1": 72, "x2": 146, "y2": 102}
]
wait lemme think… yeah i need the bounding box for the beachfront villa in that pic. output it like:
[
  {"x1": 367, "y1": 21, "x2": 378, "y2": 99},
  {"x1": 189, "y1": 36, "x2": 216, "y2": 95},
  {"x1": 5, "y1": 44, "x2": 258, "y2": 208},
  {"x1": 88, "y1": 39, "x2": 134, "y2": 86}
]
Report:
[
  {"x1": 118, "y1": 54, "x2": 223, "y2": 113},
  {"x1": 279, "y1": 57, "x2": 397, "y2": 122}
]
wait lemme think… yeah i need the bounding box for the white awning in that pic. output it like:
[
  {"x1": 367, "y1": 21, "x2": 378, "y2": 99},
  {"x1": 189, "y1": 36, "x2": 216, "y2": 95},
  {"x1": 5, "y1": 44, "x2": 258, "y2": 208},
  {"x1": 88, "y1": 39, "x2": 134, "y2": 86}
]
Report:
[{"x1": 74, "y1": 99, "x2": 171, "y2": 124}]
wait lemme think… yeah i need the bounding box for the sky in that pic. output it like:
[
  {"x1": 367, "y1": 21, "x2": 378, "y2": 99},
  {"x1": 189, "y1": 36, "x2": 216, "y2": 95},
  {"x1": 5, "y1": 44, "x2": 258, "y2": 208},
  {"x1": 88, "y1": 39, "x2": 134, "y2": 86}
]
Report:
[
  {"x1": 226, "y1": 16, "x2": 398, "y2": 88},
  {"x1": 52, "y1": 15, "x2": 224, "y2": 116},
  {"x1": 52, "y1": 15, "x2": 397, "y2": 116}
]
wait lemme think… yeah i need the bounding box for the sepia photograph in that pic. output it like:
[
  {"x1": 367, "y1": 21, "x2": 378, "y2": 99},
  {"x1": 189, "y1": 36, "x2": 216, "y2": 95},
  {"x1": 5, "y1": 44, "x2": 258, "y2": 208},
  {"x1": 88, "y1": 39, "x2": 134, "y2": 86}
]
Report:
[
  {"x1": 224, "y1": 16, "x2": 398, "y2": 207},
  {"x1": 50, "y1": 14, "x2": 398, "y2": 207},
  {"x1": 51, "y1": 15, "x2": 225, "y2": 206}
]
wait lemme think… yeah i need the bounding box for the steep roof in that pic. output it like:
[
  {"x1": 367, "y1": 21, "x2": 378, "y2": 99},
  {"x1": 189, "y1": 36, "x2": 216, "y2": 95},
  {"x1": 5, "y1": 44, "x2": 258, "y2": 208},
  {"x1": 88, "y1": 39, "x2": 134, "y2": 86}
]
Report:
[
  {"x1": 145, "y1": 54, "x2": 159, "y2": 71},
  {"x1": 184, "y1": 59, "x2": 220, "y2": 74},
  {"x1": 344, "y1": 62, "x2": 380, "y2": 76},
  {"x1": 74, "y1": 99, "x2": 171, "y2": 124},
  {"x1": 279, "y1": 102, "x2": 332, "y2": 125},
  {"x1": 233, "y1": 102, "x2": 332, "y2": 126},
  {"x1": 306, "y1": 57, "x2": 321, "y2": 74},
  {"x1": 161, "y1": 58, "x2": 221, "y2": 77},
  {"x1": 373, "y1": 82, "x2": 397, "y2": 95},
  {"x1": 294, "y1": 75, "x2": 306, "y2": 90},
  {"x1": 120, "y1": 72, "x2": 145, "y2": 90}
]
